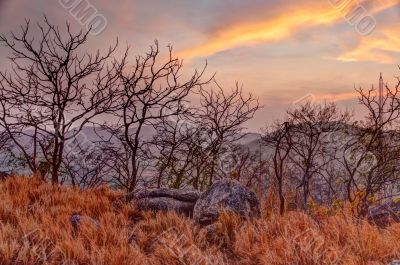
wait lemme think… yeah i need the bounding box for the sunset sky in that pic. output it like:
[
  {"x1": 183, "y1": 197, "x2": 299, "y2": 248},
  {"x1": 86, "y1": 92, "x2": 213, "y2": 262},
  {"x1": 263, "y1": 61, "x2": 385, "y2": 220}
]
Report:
[{"x1": 0, "y1": 0, "x2": 399, "y2": 130}]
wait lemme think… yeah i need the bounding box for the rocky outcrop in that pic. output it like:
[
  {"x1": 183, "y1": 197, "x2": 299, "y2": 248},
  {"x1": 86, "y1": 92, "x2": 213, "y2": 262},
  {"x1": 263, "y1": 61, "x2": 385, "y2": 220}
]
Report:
[
  {"x1": 193, "y1": 179, "x2": 261, "y2": 226},
  {"x1": 128, "y1": 188, "x2": 202, "y2": 216}
]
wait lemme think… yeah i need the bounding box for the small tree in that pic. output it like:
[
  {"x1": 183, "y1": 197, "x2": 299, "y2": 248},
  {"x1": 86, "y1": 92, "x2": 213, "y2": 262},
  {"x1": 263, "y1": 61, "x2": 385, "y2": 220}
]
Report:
[
  {"x1": 262, "y1": 121, "x2": 292, "y2": 215},
  {"x1": 101, "y1": 42, "x2": 209, "y2": 192},
  {"x1": 227, "y1": 144, "x2": 269, "y2": 191},
  {"x1": 0, "y1": 17, "x2": 122, "y2": 183},
  {"x1": 152, "y1": 81, "x2": 260, "y2": 190},
  {"x1": 287, "y1": 102, "x2": 352, "y2": 210},
  {"x1": 196, "y1": 82, "x2": 260, "y2": 187},
  {"x1": 342, "y1": 75, "x2": 400, "y2": 216},
  {"x1": 152, "y1": 115, "x2": 201, "y2": 189},
  {"x1": 62, "y1": 129, "x2": 107, "y2": 188}
]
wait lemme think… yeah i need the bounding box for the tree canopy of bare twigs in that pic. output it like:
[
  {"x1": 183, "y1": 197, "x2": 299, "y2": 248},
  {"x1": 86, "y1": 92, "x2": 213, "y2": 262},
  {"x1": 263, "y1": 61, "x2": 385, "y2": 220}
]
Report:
[
  {"x1": 0, "y1": 17, "x2": 122, "y2": 183},
  {"x1": 97, "y1": 42, "x2": 210, "y2": 192},
  {"x1": 263, "y1": 102, "x2": 352, "y2": 213},
  {"x1": 340, "y1": 76, "x2": 400, "y2": 216},
  {"x1": 152, "y1": 81, "x2": 260, "y2": 190}
]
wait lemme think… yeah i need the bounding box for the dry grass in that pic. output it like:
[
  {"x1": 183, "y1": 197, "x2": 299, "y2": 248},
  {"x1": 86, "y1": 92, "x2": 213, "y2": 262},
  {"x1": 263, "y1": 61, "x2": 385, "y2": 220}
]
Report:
[{"x1": 0, "y1": 177, "x2": 399, "y2": 265}]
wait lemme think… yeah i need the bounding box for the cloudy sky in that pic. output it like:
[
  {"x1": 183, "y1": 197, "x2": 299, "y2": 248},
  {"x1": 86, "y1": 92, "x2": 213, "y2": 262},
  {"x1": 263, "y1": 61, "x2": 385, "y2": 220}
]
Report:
[{"x1": 0, "y1": 0, "x2": 399, "y2": 130}]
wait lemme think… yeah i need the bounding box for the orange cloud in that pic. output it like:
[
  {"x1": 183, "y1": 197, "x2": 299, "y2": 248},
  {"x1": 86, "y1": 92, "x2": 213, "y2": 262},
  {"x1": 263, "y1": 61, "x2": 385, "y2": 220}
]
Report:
[
  {"x1": 337, "y1": 26, "x2": 400, "y2": 63},
  {"x1": 316, "y1": 91, "x2": 359, "y2": 102},
  {"x1": 178, "y1": 0, "x2": 398, "y2": 60}
]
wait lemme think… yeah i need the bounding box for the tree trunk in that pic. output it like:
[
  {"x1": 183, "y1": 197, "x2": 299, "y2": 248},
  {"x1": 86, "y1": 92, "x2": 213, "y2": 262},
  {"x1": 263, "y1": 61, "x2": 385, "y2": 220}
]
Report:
[{"x1": 278, "y1": 180, "x2": 285, "y2": 215}]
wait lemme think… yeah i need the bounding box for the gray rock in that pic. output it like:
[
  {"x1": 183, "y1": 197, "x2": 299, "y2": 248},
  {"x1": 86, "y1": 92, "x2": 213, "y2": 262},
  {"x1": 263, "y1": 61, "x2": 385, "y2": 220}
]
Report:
[
  {"x1": 129, "y1": 188, "x2": 202, "y2": 216},
  {"x1": 128, "y1": 188, "x2": 201, "y2": 203},
  {"x1": 70, "y1": 214, "x2": 100, "y2": 233},
  {"x1": 193, "y1": 179, "x2": 261, "y2": 226},
  {"x1": 138, "y1": 197, "x2": 195, "y2": 216}
]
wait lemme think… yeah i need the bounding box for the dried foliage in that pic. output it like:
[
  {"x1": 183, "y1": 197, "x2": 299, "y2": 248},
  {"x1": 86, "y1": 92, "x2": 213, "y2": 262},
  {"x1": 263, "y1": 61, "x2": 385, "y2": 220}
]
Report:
[{"x1": 0, "y1": 176, "x2": 399, "y2": 265}]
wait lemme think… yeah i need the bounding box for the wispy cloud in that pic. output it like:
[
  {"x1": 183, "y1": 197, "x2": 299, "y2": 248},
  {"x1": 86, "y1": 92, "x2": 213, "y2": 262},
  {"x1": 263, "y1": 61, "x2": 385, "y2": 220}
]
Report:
[
  {"x1": 316, "y1": 91, "x2": 359, "y2": 102},
  {"x1": 337, "y1": 26, "x2": 400, "y2": 63},
  {"x1": 178, "y1": 0, "x2": 398, "y2": 60}
]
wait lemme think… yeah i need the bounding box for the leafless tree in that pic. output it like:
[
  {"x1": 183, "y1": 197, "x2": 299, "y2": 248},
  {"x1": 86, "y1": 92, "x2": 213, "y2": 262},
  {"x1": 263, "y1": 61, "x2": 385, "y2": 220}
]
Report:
[
  {"x1": 227, "y1": 144, "x2": 269, "y2": 191},
  {"x1": 100, "y1": 42, "x2": 209, "y2": 192},
  {"x1": 196, "y1": 82, "x2": 260, "y2": 187},
  {"x1": 261, "y1": 102, "x2": 354, "y2": 213},
  {"x1": 0, "y1": 17, "x2": 123, "y2": 183},
  {"x1": 341, "y1": 76, "x2": 400, "y2": 216},
  {"x1": 61, "y1": 129, "x2": 107, "y2": 188},
  {"x1": 151, "y1": 81, "x2": 260, "y2": 190},
  {"x1": 288, "y1": 102, "x2": 352, "y2": 210},
  {"x1": 262, "y1": 121, "x2": 293, "y2": 215},
  {"x1": 152, "y1": 115, "x2": 201, "y2": 189}
]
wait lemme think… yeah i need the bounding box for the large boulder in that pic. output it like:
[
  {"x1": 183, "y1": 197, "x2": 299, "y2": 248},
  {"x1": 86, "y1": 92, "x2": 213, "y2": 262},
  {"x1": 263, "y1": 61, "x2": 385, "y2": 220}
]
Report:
[
  {"x1": 193, "y1": 179, "x2": 261, "y2": 226},
  {"x1": 128, "y1": 188, "x2": 202, "y2": 216}
]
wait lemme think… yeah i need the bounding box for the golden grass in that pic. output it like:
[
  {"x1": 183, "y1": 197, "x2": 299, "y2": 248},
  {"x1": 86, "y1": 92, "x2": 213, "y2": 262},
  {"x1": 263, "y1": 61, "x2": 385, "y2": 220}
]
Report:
[{"x1": 0, "y1": 177, "x2": 399, "y2": 265}]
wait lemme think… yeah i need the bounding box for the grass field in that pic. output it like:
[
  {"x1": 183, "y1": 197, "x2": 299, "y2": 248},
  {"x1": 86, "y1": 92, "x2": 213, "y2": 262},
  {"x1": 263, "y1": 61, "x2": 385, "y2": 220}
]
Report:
[{"x1": 0, "y1": 176, "x2": 399, "y2": 265}]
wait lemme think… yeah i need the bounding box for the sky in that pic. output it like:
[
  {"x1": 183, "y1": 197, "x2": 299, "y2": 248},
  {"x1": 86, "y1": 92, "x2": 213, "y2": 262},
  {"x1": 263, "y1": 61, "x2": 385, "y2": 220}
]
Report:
[{"x1": 0, "y1": 0, "x2": 399, "y2": 130}]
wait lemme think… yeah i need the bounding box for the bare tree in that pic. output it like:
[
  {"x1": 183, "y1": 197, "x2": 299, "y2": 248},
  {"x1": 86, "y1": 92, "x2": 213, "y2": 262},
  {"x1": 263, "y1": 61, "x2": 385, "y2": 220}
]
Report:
[
  {"x1": 152, "y1": 115, "x2": 201, "y2": 189},
  {"x1": 285, "y1": 102, "x2": 351, "y2": 210},
  {"x1": 151, "y1": 81, "x2": 260, "y2": 190},
  {"x1": 341, "y1": 76, "x2": 400, "y2": 216},
  {"x1": 262, "y1": 121, "x2": 292, "y2": 215},
  {"x1": 196, "y1": 82, "x2": 260, "y2": 187},
  {"x1": 100, "y1": 42, "x2": 209, "y2": 192},
  {"x1": 0, "y1": 17, "x2": 123, "y2": 183},
  {"x1": 61, "y1": 129, "x2": 107, "y2": 188},
  {"x1": 227, "y1": 144, "x2": 269, "y2": 191}
]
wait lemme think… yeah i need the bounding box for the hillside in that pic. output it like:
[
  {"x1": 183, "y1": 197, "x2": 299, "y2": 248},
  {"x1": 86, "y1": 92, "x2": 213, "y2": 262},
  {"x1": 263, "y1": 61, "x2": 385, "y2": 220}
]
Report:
[{"x1": 0, "y1": 177, "x2": 400, "y2": 264}]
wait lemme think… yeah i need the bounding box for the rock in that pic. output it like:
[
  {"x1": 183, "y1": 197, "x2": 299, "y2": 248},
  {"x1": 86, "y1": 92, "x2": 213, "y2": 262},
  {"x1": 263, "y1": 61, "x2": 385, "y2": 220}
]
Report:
[
  {"x1": 368, "y1": 200, "x2": 400, "y2": 227},
  {"x1": 70, "y1": 213, "x2": 100, "y2": 233},
  {"x1": 127, "y1": 188, "x2": 201, "y2": 203},
  {"x1": 193, "y1": 179, "x2": 261, "y2": 226},
  {"x1": 138, "y1": 197, "x2": 196, "y2": 216},
  {"x1": 129, "y1": 188, "x2": 202, "y2": 216}
]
